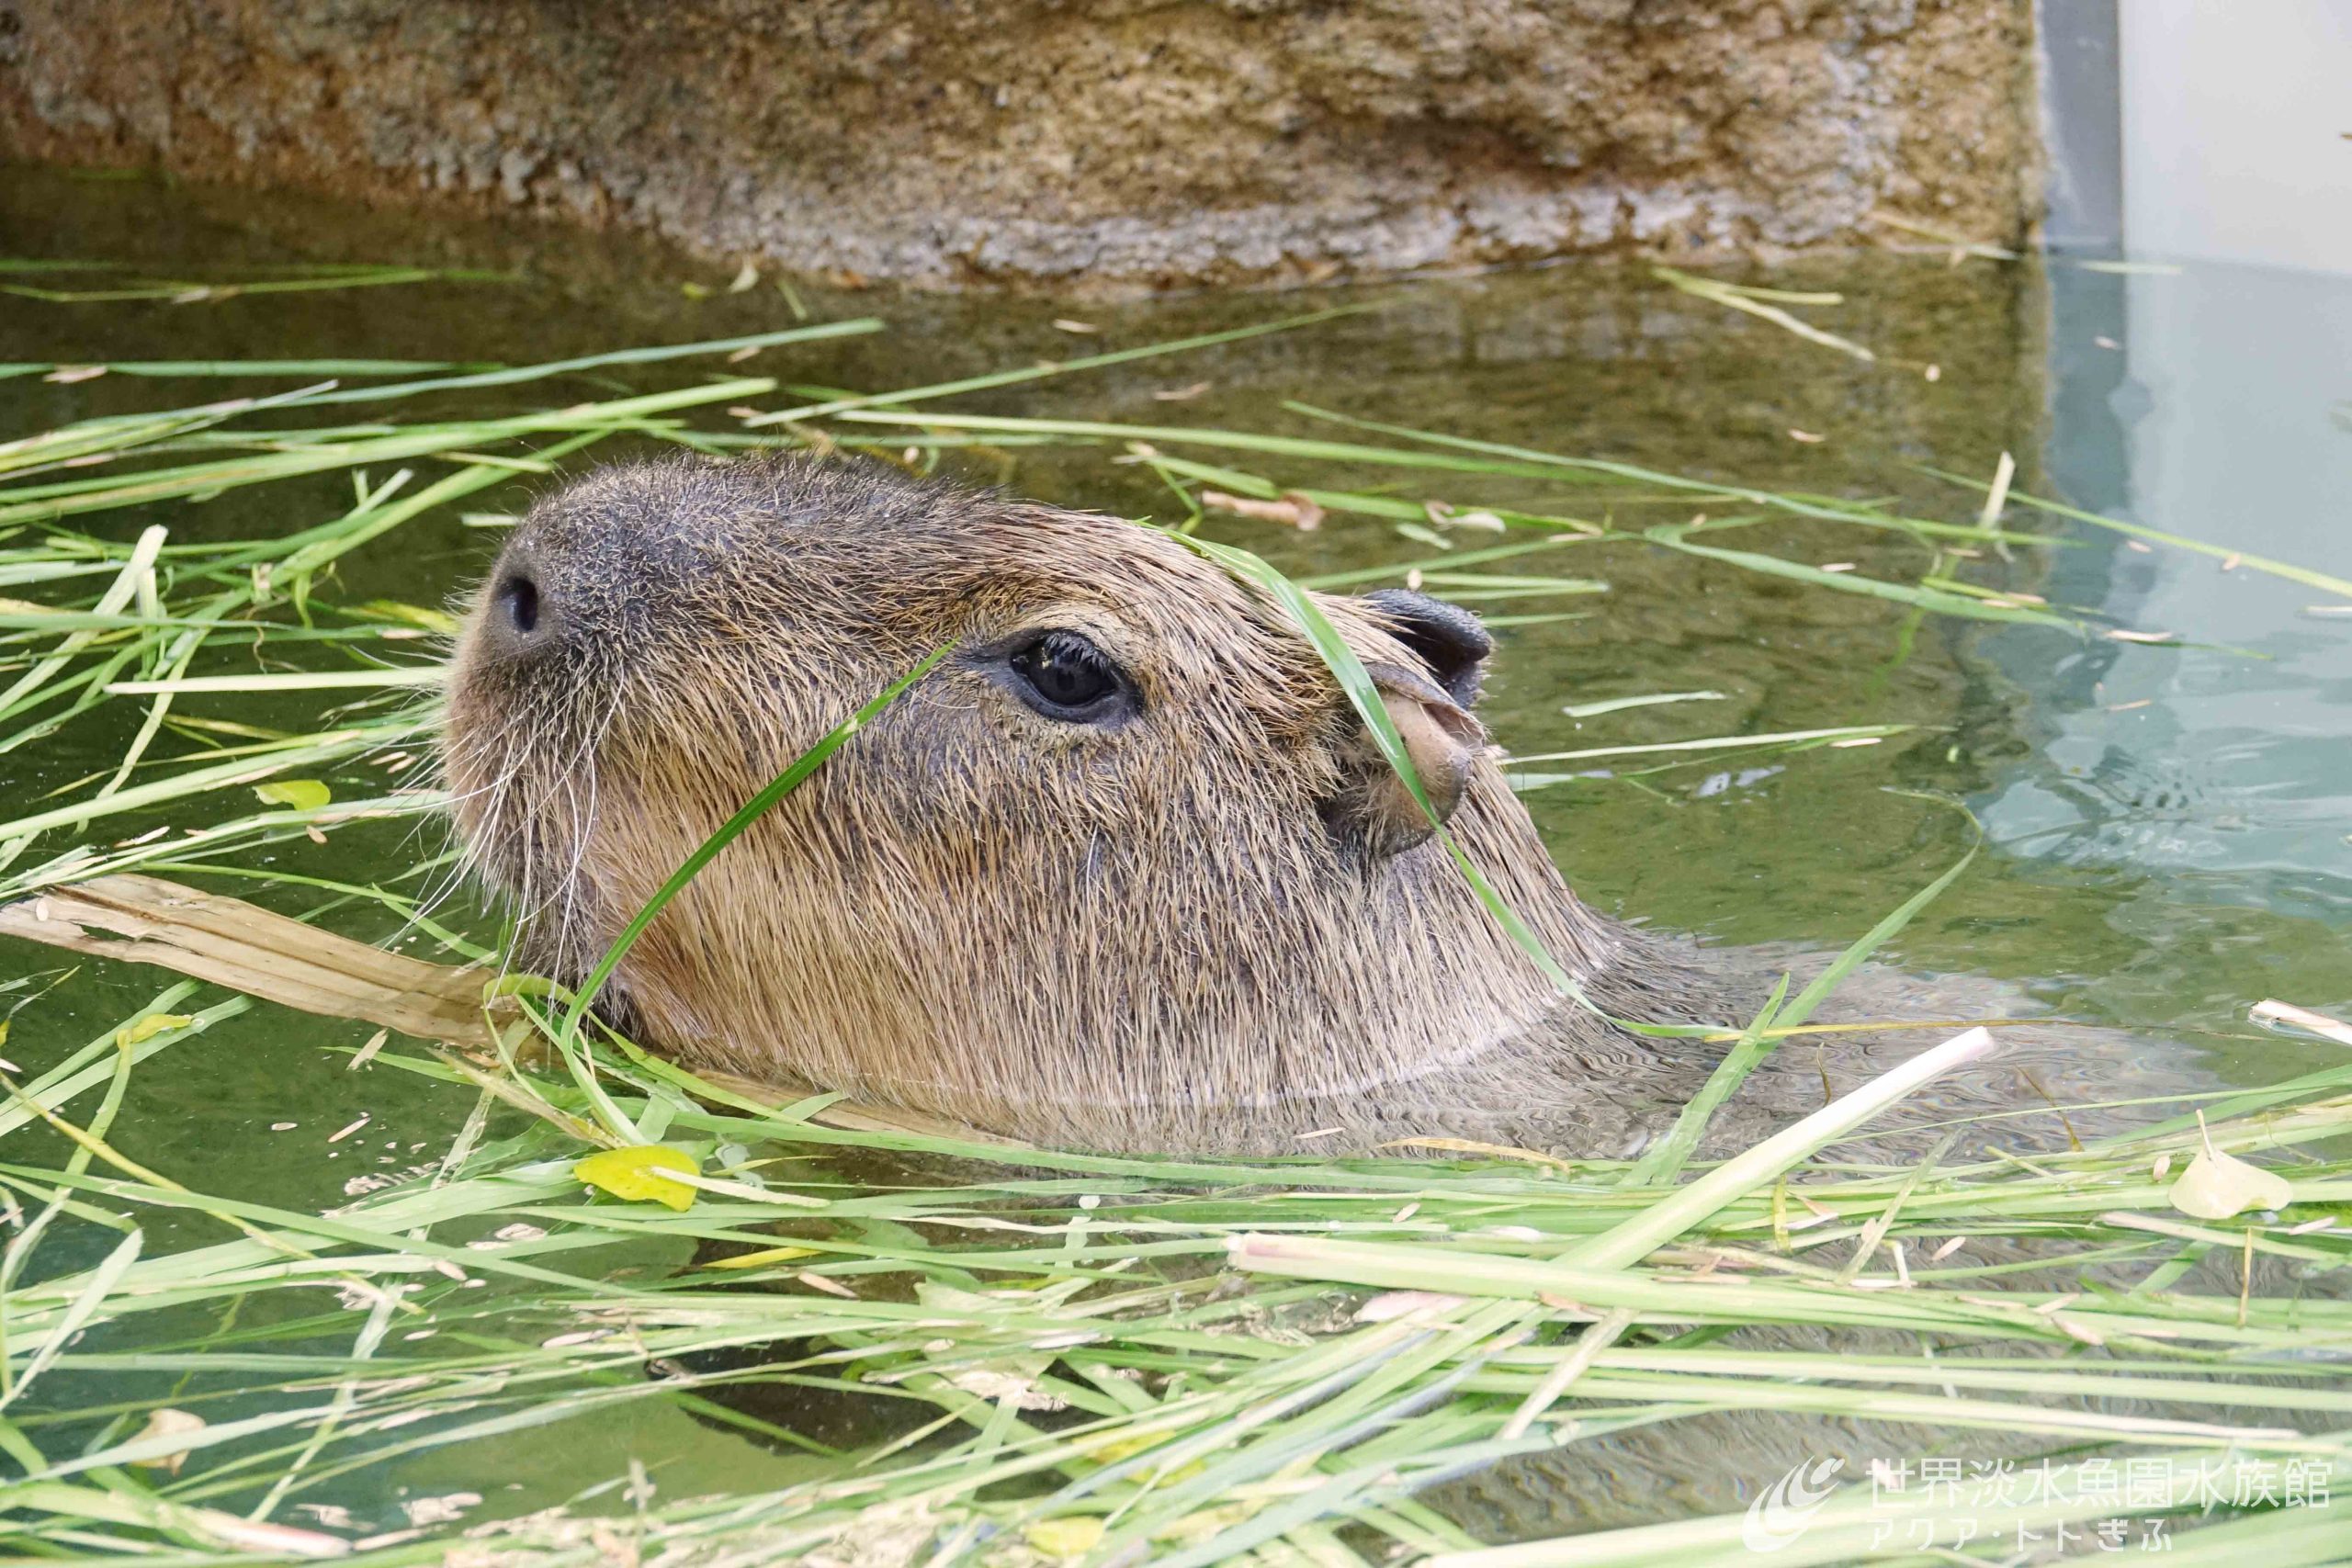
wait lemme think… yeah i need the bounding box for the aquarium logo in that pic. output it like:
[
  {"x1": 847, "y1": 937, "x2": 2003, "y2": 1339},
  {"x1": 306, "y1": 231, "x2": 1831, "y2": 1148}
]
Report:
[{"x1": 1742, "y1": 1457, "x2": 1844, "y2": 1552}]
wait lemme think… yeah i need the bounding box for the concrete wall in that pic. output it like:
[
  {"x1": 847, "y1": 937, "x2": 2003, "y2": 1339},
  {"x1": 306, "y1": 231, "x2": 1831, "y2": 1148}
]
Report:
[{"x1": 0, "y1": 0, "x2": 2041, "y2": 290}]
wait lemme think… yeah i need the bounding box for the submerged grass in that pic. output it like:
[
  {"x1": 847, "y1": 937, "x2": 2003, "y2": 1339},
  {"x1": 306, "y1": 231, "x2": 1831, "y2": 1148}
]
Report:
[{"x1": 0, "y1": 300, "x2": 2346, "y2": 1563}]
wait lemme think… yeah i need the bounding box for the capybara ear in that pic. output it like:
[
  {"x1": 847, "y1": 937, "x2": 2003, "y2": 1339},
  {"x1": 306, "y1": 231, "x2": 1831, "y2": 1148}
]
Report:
[
  {"x1": 1323, "y1": 659, "x2": 1487, "y2": 860},
  {"x1": 1361, "y1": 589, "x2": 1493, "y2": 706}
]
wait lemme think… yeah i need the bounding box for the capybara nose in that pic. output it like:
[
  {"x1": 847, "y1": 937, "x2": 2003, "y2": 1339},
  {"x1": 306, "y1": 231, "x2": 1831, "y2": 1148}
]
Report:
[
  {"x1": 481, "y1": 562, "x2": 551, "y2": 659},
  {"x1": 499, "y1": 571, "x2": 541, "y2": 636}
]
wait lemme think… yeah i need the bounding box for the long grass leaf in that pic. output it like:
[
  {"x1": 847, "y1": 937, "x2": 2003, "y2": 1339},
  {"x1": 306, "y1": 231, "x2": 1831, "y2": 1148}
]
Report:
[
  {"x1": 295, "y1": 320, "x2": 882, "y2": 407},
  {"x1": 1924, "y1": 468, "x2": 2352, "y2": 600},
  {"x1": 745, "y1": 305, "x2": 1369, "y2": 426},
  {"x1": 550, "y1": 649, "x2": 955, "y2": 1096},
  {"x1": 1, "y1": 1227, "x2": 139, "y2": 1406},
  {"x1": 1627, "y1": 819, "x2": 1983, "y2": 1186}
]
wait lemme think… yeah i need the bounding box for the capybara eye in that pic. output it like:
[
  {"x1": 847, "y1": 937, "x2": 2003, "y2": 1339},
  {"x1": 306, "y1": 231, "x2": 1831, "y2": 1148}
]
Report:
[
  {"x1": 1006, "y1": 630, "x2": 1128, "y2": 721},
  {"x1": 499, "y1": 575, "x2": 539, "y2": 636}
]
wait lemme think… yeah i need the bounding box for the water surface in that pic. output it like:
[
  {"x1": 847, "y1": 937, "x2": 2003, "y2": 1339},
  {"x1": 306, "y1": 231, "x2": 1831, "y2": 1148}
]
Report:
[{"x1": 2, "y1": 167, "x2": 2347, "y2": 1534}]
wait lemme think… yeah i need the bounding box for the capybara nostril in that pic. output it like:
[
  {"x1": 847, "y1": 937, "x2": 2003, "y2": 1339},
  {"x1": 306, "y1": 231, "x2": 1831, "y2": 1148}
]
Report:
[{"x1": 498, "y1": 573, "x2": 541, "y2": 637}]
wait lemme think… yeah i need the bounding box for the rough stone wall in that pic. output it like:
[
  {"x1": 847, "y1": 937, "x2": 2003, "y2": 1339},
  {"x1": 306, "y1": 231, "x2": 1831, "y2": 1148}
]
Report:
[{"x1": 0, "y1": 0, "x2": 2039, "y2": 289}]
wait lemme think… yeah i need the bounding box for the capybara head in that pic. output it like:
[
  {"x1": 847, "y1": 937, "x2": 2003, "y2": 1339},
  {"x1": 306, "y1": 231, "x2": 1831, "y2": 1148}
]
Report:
[{"x1": 443, "y1": 455, "x2": 1632, "y2": 1150}]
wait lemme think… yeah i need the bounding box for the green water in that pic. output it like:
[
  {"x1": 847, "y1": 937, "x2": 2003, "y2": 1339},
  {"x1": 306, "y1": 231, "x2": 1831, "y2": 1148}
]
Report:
[{"x1": 3, "y1": 167, "x2": 2348, "y2": 1534}]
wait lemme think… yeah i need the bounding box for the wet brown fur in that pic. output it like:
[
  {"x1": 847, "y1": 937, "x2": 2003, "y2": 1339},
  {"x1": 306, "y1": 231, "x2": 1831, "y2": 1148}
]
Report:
[{"x1": 442, "y1": 456, "x2": 2185, "y2": 1158}]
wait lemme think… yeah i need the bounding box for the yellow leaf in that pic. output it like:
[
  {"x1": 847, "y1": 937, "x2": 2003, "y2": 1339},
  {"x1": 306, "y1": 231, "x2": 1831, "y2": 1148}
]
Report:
[
  {"x1": 1023, "y1": 1517, "x2": 1105, "y2": 1557},
  {"x1": 359, "y1": 599, "x2": 461, "y2": 635},
  {"x1": 254, "y1": 779, "x2": 332, "y2": 811},
  {"x1": 573, "y1": 1145, "x2": 699, "y2": 1211},
  {"x1": 702, "y1": 1245, "x2": 818, "y2": 1269},
  {"x1": 2169, "y1": 1146, "x2": 2293, "y2": 1220},
  {"x1": 1157, "y1": 1505, "x2": 1250, "y2": 1546},
  {"x1": 117, "y1": 1013, "x2": 194, "y2": 1048},
  {"x1": 1084, "y1": 1434, "x2": 1160, "y2": 1463},
  {"x1": 1380, "y1": 1135, "x2": 1579, "y2": 1171},
  {"x1": 1080, "y1": 1433, "x2": 1207, "y2": 1481}
]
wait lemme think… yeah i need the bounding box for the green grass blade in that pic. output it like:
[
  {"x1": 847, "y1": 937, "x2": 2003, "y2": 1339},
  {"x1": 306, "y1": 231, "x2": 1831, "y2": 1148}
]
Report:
[
  {"x1": 1924, "y1": 468, "x2": 2352, "y2": 601},
  {"x1": 1626, "y1": 818, "x2": 1983, "y2": 1187},
  {"x1": 296, "y1": 319, "x2": 883, "y2": 407},
  {"x1": 550, "y1": 649, "x2": 955, "y2": 1088},
  {"x1": 1182, "y1": 533, "x2": 1724, "y2": 1041},
  {"x1": 1644, "y1": 527, "x2": 2087, "y2": 630},
  {"x1": 745, "y1": 305, "x2": 1371, "y2": 426}
]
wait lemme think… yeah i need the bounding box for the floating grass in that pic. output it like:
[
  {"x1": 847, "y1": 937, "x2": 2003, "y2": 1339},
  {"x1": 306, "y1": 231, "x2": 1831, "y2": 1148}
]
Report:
[
  {"x1": 0, "y1": 993, "x2": 2344, "y2": 1563},
  {"x1": 0, "y1": 310, "x2": 2343, "y2": 1565},
  {"x1": 1923, "y1": 466, "x2": 2352, "y2": 602},
  {"x1": 0, "y1": 260, "x2": 514, "y2": 305},
  {"x1": 1651, "y1": 266, "x2": 1879, "y2": 362},
  {"x1": 0, "y1": 358, "x2": 485, "y2": 381}
]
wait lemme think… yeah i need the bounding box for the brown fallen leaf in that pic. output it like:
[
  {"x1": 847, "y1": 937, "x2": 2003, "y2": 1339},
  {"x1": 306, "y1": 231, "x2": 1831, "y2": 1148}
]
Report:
[
  {"x1": 0, "y1": 875, "x2": 1017, "y2": 1148},
  {"x1": 2052, "y1": 1316, "x2": 2106, "y2": 1347},
  {"x1": 130, "y1": 1407, "x2": 206, "y2": 1474},
  {"x1": 1202, "y1": 490, "x2": 1323, "y2": 531},
  {"x1": 1380, "y1": 1135, "x2": 1577, "y2": 1171},
  {"x1": 1423, "y1": 501, "x2": 1505, "y2": 532},
  {"x1": 0, "y1": 875, "x2": 499, "y2": 1047}
]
